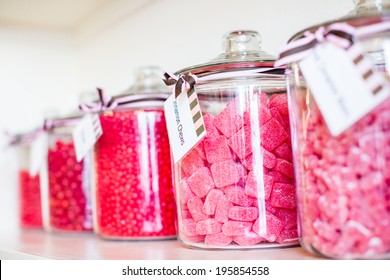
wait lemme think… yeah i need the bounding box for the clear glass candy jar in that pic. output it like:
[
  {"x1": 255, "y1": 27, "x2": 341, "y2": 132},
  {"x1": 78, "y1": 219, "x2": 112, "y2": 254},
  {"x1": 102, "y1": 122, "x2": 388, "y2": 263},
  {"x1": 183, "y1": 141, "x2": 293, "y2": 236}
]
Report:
[
  {"x1": 85, "y1": 66, "x2": 176, "y2": 240},
  {"x1": 283, "y1": 0, "x2": 390, "y2": 259},
  {"x1": 170, "y1": 30, "x2": 298, "y2": 248},
  {"x1": 40, "y1": 115, "x2": 93, "y2": 233},
  {"x1": 10, "y1": 131, "x2": 43, "y2": 229}
]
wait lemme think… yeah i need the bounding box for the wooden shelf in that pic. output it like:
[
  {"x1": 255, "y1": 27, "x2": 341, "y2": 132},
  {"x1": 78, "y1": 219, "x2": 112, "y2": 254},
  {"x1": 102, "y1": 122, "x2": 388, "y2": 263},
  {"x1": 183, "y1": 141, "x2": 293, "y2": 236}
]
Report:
[{"x1": 0, "y1": 230, "x2": 321, "y2": 260}]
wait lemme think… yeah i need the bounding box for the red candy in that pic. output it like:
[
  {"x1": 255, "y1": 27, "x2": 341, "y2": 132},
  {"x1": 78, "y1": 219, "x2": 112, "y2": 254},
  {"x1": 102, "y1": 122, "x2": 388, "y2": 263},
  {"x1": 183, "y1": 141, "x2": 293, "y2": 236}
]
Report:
[
  {"x1": 176, "y1": 92, "x2": 297, "y2": 247},
  {"x1": 47, "y1": 140, "x2": 92, "y2": 232},
  {"x1": 95, "y1": 109, "x2": 176, "y2": 238},
  {"x1": 18, "y1": 170, "x2": 42, "y2": 228}
]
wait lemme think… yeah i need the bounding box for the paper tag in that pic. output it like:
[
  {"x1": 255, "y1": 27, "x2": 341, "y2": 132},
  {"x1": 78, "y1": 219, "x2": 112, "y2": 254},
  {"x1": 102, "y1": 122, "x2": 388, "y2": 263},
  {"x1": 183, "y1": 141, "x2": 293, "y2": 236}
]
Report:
[
  {"x1": 164, "y1": 89, "x2": 206, "y2": 163},
  {"x1": 29, "y1": 132, "x2": 47, "y2": 176},
  {"x1": 300, "y1": 42, "x2": 390, "y2": 136},
  {"x1": 72, "y1": 114, "x2": 102, "y2": 162}
]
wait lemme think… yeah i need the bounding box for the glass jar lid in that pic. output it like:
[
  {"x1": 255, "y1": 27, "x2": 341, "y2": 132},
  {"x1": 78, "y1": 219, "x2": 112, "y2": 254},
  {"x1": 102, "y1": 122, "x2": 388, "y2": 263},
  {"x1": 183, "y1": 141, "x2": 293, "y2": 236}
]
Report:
[
  {"x1": 122, "y1": 66, "x2": 169, "y2": 95},
  {"x1": 288, "y1": 0, "x2": 390, "y2": 42},
  {"x1": 176, "y1": 30, "x2": 276, "y2": 76}
]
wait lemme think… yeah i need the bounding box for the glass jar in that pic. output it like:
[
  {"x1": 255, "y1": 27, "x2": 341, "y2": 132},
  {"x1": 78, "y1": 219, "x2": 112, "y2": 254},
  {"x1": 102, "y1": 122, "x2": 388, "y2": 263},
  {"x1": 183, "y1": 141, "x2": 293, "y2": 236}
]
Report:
[
  {"x1": 40, "y1": 115, "x2": 93, "y2": 233},
  {"x1": 12, "y1": 132, "x2": 43, "y2": 229},
  {"x1": 285, "y1": 0, "x2": 390, "y2": 259},
  {"x1": 90, "y1": 66, "x2": 176, "y2": 239},
  {"x1": 171, "y1": 30, "x2": 298, "y2": 249}
]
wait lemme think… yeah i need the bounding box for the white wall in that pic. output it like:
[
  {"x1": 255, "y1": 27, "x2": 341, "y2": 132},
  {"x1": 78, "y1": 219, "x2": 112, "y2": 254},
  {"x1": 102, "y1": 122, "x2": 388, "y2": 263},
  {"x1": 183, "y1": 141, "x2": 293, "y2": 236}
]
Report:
[
  {"x1": 0, "y1": 26, "x2": 79, "y2": 233},
  {"x1": 77, "y1": 0, "x2": 354, "y2": 95},
  {"x1": 0, "y1": 0, "x2": 354, "y2": 234}
]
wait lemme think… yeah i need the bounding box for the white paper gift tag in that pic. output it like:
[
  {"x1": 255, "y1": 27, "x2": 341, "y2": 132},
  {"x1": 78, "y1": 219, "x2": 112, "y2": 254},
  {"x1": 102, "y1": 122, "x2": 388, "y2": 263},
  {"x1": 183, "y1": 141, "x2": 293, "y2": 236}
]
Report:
[
  {"x1": 72, "y1": 114, "x2": 102, "y2": 162},
  {"x1": 29, "y1": 132, "x2": 47, "y2": 176},
  {"x1": 164, "y1": 89, "x2": 206, "y2": 163},
  {"x1": 300, "y1": 42, "x2": 390, "y2": 136}
]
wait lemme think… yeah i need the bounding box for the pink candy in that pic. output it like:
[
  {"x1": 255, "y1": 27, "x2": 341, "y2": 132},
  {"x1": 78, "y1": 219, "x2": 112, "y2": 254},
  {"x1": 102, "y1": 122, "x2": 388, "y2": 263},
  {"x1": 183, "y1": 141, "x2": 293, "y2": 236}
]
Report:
[
  {"x1": 293, "y1": 96, "x2": 390, "y2": 258},
  {"x1": 177, "y1": 91, "x2": 297, "y2": 247}
]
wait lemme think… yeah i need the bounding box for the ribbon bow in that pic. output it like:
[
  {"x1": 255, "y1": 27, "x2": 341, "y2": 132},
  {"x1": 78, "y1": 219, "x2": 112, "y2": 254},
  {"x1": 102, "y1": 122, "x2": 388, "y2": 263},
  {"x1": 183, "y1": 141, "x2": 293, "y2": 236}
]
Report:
[
  {"x1": 78, "y1": 88, "x2": 117, "y2": 113},
  {"x1": 275, "y1": 22, "x2": 359, "y2": 67},
  {"x1": 163, "y1": 72, "x2": 198, "y2": 98}
]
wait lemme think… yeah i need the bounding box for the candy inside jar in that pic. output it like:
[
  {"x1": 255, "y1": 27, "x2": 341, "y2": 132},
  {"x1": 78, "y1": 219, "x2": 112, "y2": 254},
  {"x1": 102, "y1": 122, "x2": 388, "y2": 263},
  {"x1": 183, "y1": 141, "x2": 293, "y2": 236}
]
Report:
[
  {"x1": 176, "y1": 87, "x2": 297, "y2": 248},
  {"x1": 81, "y1": 66, "x2": 177, "y2": 240},
  {"x1": 168, "y1": 30, "x2": 298, "y2": 248},
  {"x1": 94, "y1": 109, "x2": 176, "y2": 238},
  {"x1": 41, "y1": 115, "x2": 93, "y2": 233}
]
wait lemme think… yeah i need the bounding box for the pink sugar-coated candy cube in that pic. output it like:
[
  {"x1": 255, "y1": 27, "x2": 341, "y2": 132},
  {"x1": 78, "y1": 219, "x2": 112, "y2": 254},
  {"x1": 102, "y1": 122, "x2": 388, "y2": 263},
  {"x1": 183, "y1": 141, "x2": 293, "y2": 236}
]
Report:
[
  {"x1": 181, "y1": 218, "x2": 198, "y2": 236},
  {"x1": 253, "y1": 212, "x2": 284, "y2": 242},
  {"x1": 187, "y1": 197, "x2": 209, "y2": 222},
  {"x1": 233, "y1": 231, "x2": 265, "y2": 246},
  {"x1": 203, "y1": 113, "x2": 221, "y2": 139},
  {"x1": 181, "y1": 148, "x2": 205, "y2": 177},
  {"x1": 262, "y1": 147, "x2": 277, "y2": 169},
  {"x1": 261, "y1": 118, "x2": 289, "y2": 151},
  {"x1": 268, "y1": 94, "x2": 289, "y2": 116},
  {"x1": 281, "y1": 113, "x2": 290, "y2": 129},
  {"x1": 205, "y1": 232, "x2": 234, "y2": 246},
  {"x1": 276, "y1": 229, "x2": 298, "y2": 244},
  {"x1": 269, "y1": 107, "x2": 285, "y2": 129},
  {"x1": 228, "y1": 206, "x2": 259, "y2": 222},
  {"x1": 211, "y1": 160, "x2": 242, "y2": 188},
  {"x1": 241, "y1": 154, "x2": 253, "y2": 171},
  {"x1": 228, "y1": 126, "x2": 253, "y2": 159},
  {"x1": 266, "y1": 170, "x2": 294, "y2": 184},
  {"x1": 258, "y1": 92, "x2": 269, "y2": 107},
  {"x1": 187, "y1": 167, "x2": 215, "y2": 198},
  {"x1": 270, "y1": 183, "x2": 296, "y2": 209},
  {"x1": 203, "y1": 189, "x2": 224, "y2": 215},
  {"x1": 182, "y1": 234, "x2": 205, "y2": 243},
  {"x1": 235, "y1": 162, "x2": 247, "y2": 178},
  {"x1": 179, "y1": 179, "x2": 196, "y2": 205},
  {"x1": 196, "y1": 218, "x2": 223, "y2": 235},
  {"x1": 181, "y1": 209, "x2": 193, "y2": 219},
  {"x1": 214, "y1": 105, "x2": 244, "y2": 139},
  {"x1": 265, "y1": 201, "x2": 278, "y2": 214},
  {"x1": 194, "y1": 140, "x2": 206, "y2": 159},
  {"x1": 244, "y1": 171, "x2": 273, "y2": 199},
  {"x1": 215, "y1": 195, "x2": 230, "y2": 223},
  {"x1": 274, "y1": 209, "x2": 297, "y2": 230},
  {"x1": 225, "y1": 186, "x2": 255, "y2": 207},
  {"x1": 222, "y1": 221, "x2": 253, "y2": 236},
  {"x1": 204, "y1": 136, "x2": 232, "y2": 164},
  {"x1": 275, "y1": 159, "x2": 294, "y2": 179},
  {"x1": 273, "y1": 142, "x2": 293, "y2": 162}
]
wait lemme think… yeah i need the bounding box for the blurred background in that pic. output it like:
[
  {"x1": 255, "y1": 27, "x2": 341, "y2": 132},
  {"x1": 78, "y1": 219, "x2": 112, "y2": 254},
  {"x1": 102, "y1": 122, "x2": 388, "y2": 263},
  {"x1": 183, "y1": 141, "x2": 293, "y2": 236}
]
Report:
[{"x1": 0, "y1": 0, "x2": 353, "y2": 234}]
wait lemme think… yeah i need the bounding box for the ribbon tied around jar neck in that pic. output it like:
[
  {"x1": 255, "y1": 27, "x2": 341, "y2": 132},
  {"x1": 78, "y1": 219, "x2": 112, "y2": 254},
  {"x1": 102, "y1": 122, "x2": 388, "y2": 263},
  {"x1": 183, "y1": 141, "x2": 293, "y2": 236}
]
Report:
[
  {"x1": 163, "y1": 72, "x2": 198, "y2": 99},
  {"x1": 275, "y1": 21, "x2": 390, "y2": 66}
]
